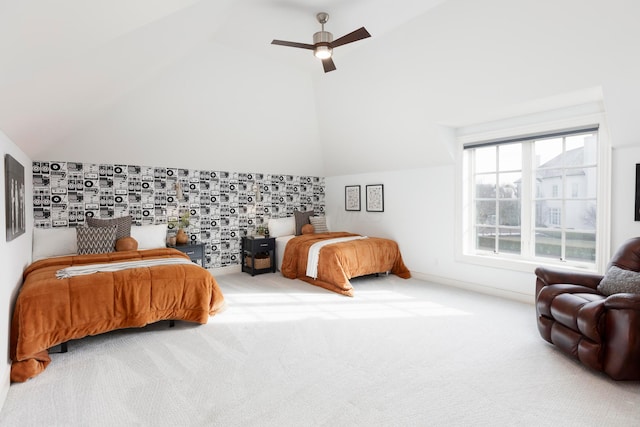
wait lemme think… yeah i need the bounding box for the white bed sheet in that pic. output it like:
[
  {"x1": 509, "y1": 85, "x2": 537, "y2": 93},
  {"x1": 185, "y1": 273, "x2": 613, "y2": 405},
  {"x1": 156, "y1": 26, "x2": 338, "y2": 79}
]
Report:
[{"x1": 275, "y1": 234, "x2": 295, "y2": 271}]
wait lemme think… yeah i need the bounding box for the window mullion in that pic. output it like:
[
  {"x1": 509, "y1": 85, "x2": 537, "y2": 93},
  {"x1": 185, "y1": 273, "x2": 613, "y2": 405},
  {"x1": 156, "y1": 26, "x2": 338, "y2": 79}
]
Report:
[
  {"x1": 495, "y1": 148, "x2": 500, "y2": 253},
  {"x1": 560, "y1": 137, "x2": 567, "y2": 262},
  {"x1": 467, "y1": 149, "x2": 477, "y2": 254},
  {"x1": 521, "y1": 141, "x2": 533, "y2": 257}
]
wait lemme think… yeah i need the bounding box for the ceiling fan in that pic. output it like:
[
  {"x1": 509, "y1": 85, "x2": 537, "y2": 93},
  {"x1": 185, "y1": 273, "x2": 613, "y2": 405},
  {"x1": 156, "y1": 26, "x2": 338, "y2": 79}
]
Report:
[{"x1": 271, "y1": 12, "x2": 371, "y2": 73}]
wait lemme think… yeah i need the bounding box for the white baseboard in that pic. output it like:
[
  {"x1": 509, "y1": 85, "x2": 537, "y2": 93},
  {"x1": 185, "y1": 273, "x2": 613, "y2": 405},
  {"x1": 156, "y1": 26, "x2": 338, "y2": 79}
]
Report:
[
  {"x1": 410, "y1": 271, "x2": 535, "y2": 305},
  {"x1": 0, "y1": 362, "x2": 11, "y2": 414},
  {"x1": 207, "y1": 265, "x2": 242, "y2": 276}
]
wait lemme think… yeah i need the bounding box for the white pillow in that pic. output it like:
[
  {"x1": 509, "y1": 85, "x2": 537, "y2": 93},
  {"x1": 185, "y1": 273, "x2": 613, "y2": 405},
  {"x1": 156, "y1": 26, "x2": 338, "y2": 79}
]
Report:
[
  {"x1": 268, "y1": 217, "x2": 295, "y2": 238},
  {"x1": 130, "y1": 224, "x2": 168, "y2": 250},
  {"x1": 33, "y1": 227, "x2": 78, "y2": 261}
]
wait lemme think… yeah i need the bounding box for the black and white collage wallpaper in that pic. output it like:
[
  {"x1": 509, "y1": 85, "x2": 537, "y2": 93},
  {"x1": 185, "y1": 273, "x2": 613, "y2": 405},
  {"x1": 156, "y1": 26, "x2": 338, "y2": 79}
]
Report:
[{"x1": 32, "y1": 161, "x2": 325, "y2": 268}]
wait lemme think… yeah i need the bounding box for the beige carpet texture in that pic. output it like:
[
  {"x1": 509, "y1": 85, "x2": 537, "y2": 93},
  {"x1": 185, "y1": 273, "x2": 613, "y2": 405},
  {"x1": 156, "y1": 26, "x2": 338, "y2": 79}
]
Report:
[{"x1": 1, "y1": 273, "x2": 639, "y2": 426}]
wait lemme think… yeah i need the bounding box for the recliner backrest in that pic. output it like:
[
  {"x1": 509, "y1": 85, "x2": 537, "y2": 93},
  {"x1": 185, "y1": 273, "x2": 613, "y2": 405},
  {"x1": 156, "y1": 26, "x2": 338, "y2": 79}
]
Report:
[{"x1": 609, "y1": 237, "x2": 640, "y2": 272}]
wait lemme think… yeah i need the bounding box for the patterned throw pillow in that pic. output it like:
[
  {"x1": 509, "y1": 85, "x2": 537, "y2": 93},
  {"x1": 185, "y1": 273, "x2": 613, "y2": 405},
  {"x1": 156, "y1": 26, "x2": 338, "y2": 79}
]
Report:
[
  {"x1": 86, "y1": 215, "x2": 132, "y2": 240},
  {"x1": 76, "y1": 226, "x2": 117, "y2": 255},
  {"x1": 597, "y1": 266, "x2": 640, "y2": 296},
  {"x1": 309, "y1": 216, "x2": 329, "y2": 233}
]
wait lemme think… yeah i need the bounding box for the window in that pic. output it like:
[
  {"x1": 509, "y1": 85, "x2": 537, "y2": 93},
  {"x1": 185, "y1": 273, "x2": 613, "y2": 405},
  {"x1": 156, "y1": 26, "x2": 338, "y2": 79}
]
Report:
[
  {"x1": 471, "y1": 143, "x2": 522, "y2": 255},
  {"x1": 549, "y1": 208, "x2": 561, "y2": 226},
  {"x1": 571, "y1": 183, "x2": 580, "y2": 198},
  {"x1": 462, "y1": 125, "x2": 603, "y2": 269}
]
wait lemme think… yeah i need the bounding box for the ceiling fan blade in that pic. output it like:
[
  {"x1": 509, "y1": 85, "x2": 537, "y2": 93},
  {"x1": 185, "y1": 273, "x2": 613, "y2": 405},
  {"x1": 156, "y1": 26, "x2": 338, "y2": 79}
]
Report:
[
  {"x1": 331, "y1": 27, "x2": 371, "y2": 48},
  {"x1": 271, "y1": 40, "x2": 315, "y2": 50},
  {"x1": 322, "y1": 57, "x2": 336, "y2": 73}
]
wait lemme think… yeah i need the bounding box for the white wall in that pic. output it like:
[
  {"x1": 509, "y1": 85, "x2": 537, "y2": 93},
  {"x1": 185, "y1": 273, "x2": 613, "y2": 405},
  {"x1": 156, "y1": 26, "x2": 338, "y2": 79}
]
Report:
[
  {"x1": 0, "y1": 130, "x2": 32, "y2": 408},
  {"x1": 36, "y1": 41, "x2": 325, "y2": 177}
]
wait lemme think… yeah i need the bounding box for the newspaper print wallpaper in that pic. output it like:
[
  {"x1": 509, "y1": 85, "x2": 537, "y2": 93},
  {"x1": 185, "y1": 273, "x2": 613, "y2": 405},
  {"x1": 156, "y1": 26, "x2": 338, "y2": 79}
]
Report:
[{"x1": 32, "y1": 161, "x2": 325, "y2": 268}]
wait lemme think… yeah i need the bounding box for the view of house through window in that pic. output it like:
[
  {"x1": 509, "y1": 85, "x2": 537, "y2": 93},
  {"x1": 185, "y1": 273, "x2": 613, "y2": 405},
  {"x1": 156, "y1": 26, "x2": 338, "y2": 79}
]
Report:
[
  {"x1": 533, "y1": 132, "x2": 597, "y2": 262},
  {"x1": 464, "y1": 127, "x2": 598, "y2": 267}
]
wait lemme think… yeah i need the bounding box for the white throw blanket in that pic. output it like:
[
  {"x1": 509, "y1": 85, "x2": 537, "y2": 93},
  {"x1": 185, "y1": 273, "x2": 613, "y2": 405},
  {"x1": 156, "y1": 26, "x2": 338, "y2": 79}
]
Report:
[
  {"x1": 306, "y1": 236, "x2": 367, "y2": 279},
  {"x1": 56, "y1": 257, "x2": 194, "y2": 279}
]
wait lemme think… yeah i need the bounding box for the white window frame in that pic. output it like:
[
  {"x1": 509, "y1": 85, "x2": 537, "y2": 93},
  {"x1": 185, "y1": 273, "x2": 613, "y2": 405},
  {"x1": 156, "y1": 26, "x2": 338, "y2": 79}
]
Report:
[{"x1": 455, "y1": 110, "x2": 611, "y2": 274}]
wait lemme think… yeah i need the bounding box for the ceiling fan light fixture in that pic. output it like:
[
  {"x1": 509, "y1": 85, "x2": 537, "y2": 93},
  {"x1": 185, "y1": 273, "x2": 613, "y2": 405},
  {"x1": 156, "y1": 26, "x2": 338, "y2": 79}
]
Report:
[
  {"x1": 271, "y1": 12, "x2": 370, "y2": 73},
  {"x1": 314, "y1": 45, "x2": 332, "y2": 59},
  {"x1": 313, "y1": 30, "x2": 333, "y2": 59}
]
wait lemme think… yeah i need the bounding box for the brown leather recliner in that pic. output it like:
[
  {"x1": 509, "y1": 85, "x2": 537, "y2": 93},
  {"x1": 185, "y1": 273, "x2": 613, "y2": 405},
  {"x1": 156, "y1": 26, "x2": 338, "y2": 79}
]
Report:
[{"x1": 535, "y1": 237, "x2": 640, "y2": 380}]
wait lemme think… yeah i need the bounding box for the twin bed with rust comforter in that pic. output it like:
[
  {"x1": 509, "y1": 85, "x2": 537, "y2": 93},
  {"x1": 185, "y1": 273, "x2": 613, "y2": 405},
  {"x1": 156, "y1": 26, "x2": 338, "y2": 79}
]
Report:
[
  {"x1": 11, "y1": 248, "x2": 225, "y2": 382},
  {"x1": 281, "y1": 232, "x2": 411, "y2": 296}
]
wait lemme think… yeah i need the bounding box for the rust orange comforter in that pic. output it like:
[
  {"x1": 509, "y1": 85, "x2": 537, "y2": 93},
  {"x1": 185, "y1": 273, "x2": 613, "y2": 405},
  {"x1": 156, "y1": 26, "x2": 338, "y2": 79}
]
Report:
[
  {"x1": 281, "y1": 232, "x2": 411, "y2": 296},
  {"x1": 10, "y1": 248, "x2": 225, "y2": 382}
]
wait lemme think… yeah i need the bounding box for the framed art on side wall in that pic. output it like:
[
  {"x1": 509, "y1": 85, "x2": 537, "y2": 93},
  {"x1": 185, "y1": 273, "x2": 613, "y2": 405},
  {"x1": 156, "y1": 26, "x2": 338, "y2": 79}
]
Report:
[
  {"x1": 366, "y1": 184, "x2": 384, "y2": 212},
  {"x1": 345, "y1": 185, "x2": 361, "y2": 211},
  {"x1": 5, "y1": 154, "x2": 26, "y2": 241}
]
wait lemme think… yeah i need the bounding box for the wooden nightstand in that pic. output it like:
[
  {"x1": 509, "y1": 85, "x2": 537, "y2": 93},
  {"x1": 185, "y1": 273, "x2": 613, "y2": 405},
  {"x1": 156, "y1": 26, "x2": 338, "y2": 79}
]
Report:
[
  {"x1": 241, "y1": 236, "x2": 276, "y2": 276},
  {"x1": 171, "y1": 243, "x2": 205, "y2": 267}
]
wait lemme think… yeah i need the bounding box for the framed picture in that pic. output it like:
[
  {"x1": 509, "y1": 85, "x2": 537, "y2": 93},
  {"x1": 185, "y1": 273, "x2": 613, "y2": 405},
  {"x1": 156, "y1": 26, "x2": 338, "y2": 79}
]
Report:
[
  {"x1": 366, "y1": 184, "x2": 384, "y2": 212},
  {"x1": 5, "y1": 154, "x2": 26, "y2": 241},
  {"x1": 345, "y1": 185, "x2": 361, "y2": 211}
]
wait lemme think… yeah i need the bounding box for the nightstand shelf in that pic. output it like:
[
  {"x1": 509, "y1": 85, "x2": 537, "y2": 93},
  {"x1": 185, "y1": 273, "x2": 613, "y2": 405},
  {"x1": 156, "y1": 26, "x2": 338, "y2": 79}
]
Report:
[{"x1": 241, "y1": 236, "x2": 276, "y2": 276}]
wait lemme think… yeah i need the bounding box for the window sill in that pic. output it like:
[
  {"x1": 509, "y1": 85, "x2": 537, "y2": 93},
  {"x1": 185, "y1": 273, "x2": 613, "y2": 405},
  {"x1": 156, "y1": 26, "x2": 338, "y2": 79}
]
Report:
[{"x1": 457, "y1": 252, "x2": 599, "y2": 275}]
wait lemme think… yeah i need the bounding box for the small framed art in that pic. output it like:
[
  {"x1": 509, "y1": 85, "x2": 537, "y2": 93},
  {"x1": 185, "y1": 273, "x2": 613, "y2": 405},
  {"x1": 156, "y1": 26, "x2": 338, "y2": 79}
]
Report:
[
  {"x1": 366, "y1": 184, "x2": 384, "y2": 212},
  {"x1": 345, "y1": 185, "x2": 361, "y2": 211},
  {"x1": 5, "y1": 154, "x2": 26, "y2": 241}
]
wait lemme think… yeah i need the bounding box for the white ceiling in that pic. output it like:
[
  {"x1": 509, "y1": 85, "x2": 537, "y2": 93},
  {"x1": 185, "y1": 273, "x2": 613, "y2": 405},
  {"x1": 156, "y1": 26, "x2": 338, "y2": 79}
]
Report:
[
  {"x1": 1, "y1": 0, "x2": 639, "y2": 177},
  {"x1": 0, "y1": 0, "x2": 447, "y2": 158}
]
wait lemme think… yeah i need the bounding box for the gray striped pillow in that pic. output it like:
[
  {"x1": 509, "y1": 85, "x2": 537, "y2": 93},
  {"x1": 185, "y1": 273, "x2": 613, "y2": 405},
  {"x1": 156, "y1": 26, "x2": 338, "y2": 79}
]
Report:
[
  {"x1": 309, "y1": 216, "x2": 329, "y2": 233},
  {"x1": 76, "y1": 226, "x2": 117, "y2": 255}
]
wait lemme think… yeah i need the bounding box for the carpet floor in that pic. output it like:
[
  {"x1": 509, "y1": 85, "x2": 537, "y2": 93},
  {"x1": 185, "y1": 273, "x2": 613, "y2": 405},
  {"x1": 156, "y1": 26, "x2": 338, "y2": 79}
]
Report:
[{"x1": 1, "y1": 272, "x2": 639, "y2": 426}]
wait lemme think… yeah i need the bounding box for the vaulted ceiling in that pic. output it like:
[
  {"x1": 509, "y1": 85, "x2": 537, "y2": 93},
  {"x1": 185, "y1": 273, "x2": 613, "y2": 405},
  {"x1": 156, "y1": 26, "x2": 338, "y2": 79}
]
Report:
[{"x1": 1, "y1": 0, "x2": 639, "y2": 177}]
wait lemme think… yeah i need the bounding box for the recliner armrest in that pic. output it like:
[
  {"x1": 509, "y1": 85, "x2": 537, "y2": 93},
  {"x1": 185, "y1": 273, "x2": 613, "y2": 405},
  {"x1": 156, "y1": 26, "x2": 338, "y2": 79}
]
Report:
[
  {"x1": 535, "y1": 266, "x2": 603, "y2": 295},
  {"x1": 604, "y1": 293, "x2": 640, "y2": 310},
  {"x1": 602, "y1": 292, "x2": 640, "y2": 380}
]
